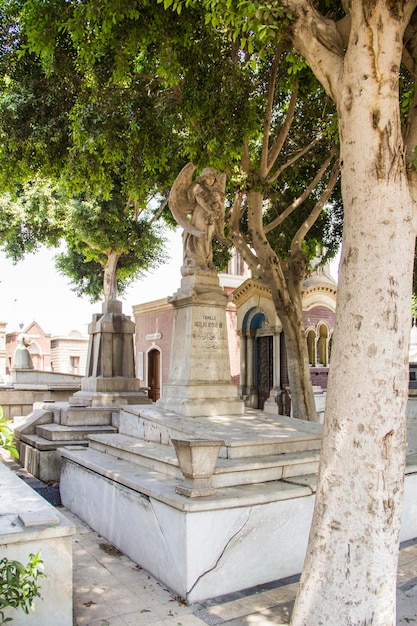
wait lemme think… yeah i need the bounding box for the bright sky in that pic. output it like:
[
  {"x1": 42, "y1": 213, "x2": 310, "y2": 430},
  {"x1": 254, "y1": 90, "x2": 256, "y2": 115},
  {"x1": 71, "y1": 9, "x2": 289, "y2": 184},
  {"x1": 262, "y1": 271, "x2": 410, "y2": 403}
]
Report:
[
  {"x1": 0, "y1": 227, "x2": 340, "y2": 337},
  {"x1": 0, "y1": 228, "x2": 184, "y2": 336}
]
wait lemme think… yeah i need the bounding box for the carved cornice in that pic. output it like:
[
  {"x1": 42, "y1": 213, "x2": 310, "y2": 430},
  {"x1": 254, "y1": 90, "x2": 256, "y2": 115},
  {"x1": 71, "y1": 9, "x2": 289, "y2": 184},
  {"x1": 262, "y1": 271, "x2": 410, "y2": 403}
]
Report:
[
  {"x1": 231, "y1": 279, "x2": 272, "y2": 307},
  {"x1": 232, "y1": 278, "x2": 337, "y2": 309},
  {"x1": 302, "y1": 284, "x2": 337, "y2": 297},
  {"x1": 132, "y1": 298, "x2": 173, "y2": 316}
]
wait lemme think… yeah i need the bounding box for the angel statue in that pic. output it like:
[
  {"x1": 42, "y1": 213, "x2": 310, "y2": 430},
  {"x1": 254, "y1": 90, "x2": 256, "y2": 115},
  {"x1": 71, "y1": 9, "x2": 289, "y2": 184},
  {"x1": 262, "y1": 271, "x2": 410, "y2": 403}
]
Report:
[{"x1": 169, "y1": 163, "x2": 226, "y2": 276}]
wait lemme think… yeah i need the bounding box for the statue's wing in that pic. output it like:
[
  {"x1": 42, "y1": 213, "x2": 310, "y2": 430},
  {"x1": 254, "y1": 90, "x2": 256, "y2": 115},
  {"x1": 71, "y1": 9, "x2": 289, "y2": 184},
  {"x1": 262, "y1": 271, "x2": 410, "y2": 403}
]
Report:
[
  {"x1": 217, "y1": 172, "x2": 226, "y2": 195},
  {"x1": 169, "y1": 163, "x2": 205, "y2": 237}
]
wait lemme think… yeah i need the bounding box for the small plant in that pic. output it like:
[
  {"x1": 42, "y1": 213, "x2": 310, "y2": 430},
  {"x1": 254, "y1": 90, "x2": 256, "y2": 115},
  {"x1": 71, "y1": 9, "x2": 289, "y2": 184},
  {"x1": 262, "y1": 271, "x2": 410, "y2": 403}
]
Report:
[
  {"x1": 0, "y1": 407, "x2": 18, "y2": 459},
  {"x1": 0, "y1": 406, "x2": 46, "y2": 623},
  {"x1": 0, "y1": 553, "x2": 46, "y2": 624}
]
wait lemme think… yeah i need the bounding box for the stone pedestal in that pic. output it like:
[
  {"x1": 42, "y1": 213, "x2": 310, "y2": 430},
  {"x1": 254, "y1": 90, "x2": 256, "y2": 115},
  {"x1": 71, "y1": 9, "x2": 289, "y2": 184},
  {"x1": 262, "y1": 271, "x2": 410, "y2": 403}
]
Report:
[
  {"x1": 157, "y1": 273, "x2": 244, "y2": 417},
  {"x1": 70, "y1": 300, "x2": 149, "y2": 407},
  {"x1": 172, "y1": 438, "x2": 224, "y2": 497}
]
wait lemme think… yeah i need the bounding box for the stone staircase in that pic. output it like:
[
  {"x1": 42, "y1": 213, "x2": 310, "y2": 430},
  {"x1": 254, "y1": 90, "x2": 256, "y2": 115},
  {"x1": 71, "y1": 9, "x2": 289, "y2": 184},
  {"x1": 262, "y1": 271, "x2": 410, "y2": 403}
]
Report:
[
  {"x1": 60, "y1": 404, "x2": 323, "y2": 505},
  {"x1": 83, "y1": 428, "x2": 321, "y2": 490},
  {"x1": 13, "y1": 403, "x2": 118, "y2": 482}
]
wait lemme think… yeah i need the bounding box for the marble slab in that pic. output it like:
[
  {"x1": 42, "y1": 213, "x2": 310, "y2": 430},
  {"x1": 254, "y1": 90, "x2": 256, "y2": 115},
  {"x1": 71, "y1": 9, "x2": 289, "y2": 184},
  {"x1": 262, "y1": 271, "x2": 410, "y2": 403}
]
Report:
[{"x1": 0, "y1": 462, "x2": 75, "y2": 625}]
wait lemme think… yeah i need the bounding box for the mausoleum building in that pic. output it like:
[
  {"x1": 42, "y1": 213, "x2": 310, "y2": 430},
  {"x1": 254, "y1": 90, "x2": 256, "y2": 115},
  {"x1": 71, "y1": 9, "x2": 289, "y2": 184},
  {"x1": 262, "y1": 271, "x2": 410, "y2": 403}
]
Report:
[
  {"x1": 5, "y1": 321, "x2": 88, "y2": 377},
  {"x1": 133, "y1": 261, "x2": 337, "y2": 412}
]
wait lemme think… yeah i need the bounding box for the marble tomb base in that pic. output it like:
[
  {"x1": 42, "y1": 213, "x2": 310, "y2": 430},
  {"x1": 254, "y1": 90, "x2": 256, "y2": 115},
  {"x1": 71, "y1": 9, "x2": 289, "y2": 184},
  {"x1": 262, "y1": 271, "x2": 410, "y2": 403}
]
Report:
[{"x1": 59, "y1": 405, "x2": 417, "y2": 603}]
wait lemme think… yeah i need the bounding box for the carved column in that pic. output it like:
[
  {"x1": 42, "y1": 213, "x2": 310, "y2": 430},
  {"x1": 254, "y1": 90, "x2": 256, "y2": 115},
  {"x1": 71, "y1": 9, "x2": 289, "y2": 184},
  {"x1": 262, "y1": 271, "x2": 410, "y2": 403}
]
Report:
[
  {"x1": 238, "y1": 330, "x2": 247, "y2": 399},
  {"x1": 264, "y1": 329, "x2": 284, "y2": 414},
  {"x1": 245, "y1": 330, "x2": 257, "y2": 407}
]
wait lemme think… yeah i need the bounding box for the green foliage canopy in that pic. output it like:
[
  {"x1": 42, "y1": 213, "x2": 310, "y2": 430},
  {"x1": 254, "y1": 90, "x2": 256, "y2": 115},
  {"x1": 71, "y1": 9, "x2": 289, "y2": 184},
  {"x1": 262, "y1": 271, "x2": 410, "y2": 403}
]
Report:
[
  {"x1": 0, "y1": 0, "x2": 342, "y2": 304},
  {"x1": 0, "y1": 1, "x2": 183, "y2": 299},
  {"x1": 0, "y1": 179, "x2": 167, "y2": 301}
]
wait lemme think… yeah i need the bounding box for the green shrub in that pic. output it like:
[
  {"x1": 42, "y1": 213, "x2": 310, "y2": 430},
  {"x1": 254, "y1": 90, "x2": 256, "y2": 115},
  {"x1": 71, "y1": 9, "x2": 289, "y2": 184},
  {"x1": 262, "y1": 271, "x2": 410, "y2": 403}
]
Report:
[
  {"x1": 0, "y1": 553, "x2": 46, "y2": 624},
  {"x1": 0, "y1": 408, "x2": 18, "y2": 459}
]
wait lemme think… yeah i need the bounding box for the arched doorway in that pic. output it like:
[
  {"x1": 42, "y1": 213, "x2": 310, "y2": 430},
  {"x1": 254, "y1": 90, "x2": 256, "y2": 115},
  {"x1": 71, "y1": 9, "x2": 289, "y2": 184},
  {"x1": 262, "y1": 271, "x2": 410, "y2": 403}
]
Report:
[
  {"x1": 241, "y1": 308, "x2": 276, "y2": 410},
  {"x1": 232, "y1": 280, "x2": 283, "y2": 411},
  {"x1": 147, "y1": 348, "x2": 161, "y2": 402},
  {"x1": 256, "y1": 334, "x2": 273, "y2": 410}
]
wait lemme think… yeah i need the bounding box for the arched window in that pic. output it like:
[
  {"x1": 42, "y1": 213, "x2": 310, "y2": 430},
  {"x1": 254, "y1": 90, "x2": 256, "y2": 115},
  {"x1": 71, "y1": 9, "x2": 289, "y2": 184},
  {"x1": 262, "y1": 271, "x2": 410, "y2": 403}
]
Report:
[
  {"x1": 306, "y1": 329, "x2": 316, "y2": 366},
  {"x1": 317, "y1": 323, "x2": 329, "y2": 366}
]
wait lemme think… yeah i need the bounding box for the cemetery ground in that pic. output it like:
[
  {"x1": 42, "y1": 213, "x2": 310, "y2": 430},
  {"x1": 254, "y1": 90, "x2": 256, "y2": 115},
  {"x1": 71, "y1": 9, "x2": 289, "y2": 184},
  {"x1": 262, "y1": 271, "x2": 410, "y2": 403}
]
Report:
[{"x1": 2, "y1": 453, "x2": 417, "y2": 626}]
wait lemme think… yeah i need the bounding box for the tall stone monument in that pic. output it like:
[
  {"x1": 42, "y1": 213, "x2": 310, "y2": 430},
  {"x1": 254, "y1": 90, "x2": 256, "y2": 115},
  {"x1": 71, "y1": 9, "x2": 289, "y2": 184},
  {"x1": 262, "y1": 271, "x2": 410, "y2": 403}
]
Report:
[
  {"x1": 157, "y1": 163, "x2": 244, "y2": 417},
  {"x1": 70, "y1": 299, "x2": 148, "y2": 407}
]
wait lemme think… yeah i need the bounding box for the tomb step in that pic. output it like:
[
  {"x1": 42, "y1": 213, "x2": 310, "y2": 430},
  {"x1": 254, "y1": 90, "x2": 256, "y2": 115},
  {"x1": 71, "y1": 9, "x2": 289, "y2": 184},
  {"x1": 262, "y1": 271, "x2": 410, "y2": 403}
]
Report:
[
  {"x1": 60, "y1": 445, "x2": 314, "y2": 512},
  {"x1": 59, "y1": 406, "x2": 114, "y2": 426},
  {"x1": 36, "y1": 423, "x2": 117, "y2": 442},
  {"x1": 88, "y1": 434, "x2": 182, "y2": 479},
  {"x1": 20, "y1": 433, "x2": 89, "y2": 451},
  {"x1": 119, "y1": 405, "x2": 322, "y2": 459},
  {"x1": 87, "y1": 433, "x2": 320, "y2": 488},
  {"x1": 223, "y1": 436, "x2": 321, "y2": 459},
  {"x1": 216, "y1": 449, "x2": 320, "y2": 487},
  {"x1": 69, "y1": 391, "x2": 152, "y2": 408}
]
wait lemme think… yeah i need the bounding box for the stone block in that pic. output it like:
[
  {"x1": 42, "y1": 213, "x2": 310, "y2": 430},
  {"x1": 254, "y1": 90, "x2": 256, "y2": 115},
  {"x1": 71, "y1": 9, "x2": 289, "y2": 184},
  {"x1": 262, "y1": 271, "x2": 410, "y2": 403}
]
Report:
[
  {"x1": 36, "y1": 423, "x2": 116, "y2": 441},
  {"x1": 60, "y1": 406, "x2": 113, "y2": 426},
  {"x1": 19, "y1": 440, "x2": 64, "y2": 483},
  {"x1": 12, "y1": 408, "x2": 53, "y2": 437},
  {"x1": 59, "y1": 451, "x2": 314, "y2": 603},
  {"x1": 0, "y1": 463, "x2": 75, "y2": 626}
]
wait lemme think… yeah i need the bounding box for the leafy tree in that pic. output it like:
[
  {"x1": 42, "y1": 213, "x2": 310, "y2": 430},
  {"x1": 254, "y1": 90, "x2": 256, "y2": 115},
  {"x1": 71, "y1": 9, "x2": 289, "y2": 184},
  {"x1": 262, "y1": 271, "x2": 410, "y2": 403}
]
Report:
[
  {"x1": 22, "y1": 0, "x2": 417, "y2": 621},
  {"x1": 16, "y1": 0, "x2": 343, "y2": 419},
  {"x1": 0, "y1": 179, "x2": 167, "y2": 302},
  {"x1": 225, "y1": 50, "x2": 341, "y2": 421},
  {"x1": 0, "y1": 2, "x2": 182, "y2": 301}
]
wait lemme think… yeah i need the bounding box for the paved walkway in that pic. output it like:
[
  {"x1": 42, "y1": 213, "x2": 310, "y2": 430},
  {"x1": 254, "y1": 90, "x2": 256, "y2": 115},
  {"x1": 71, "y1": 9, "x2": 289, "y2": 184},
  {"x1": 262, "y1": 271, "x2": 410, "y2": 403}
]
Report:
[{"x1": 59, "y1": 506, "x2": 417, "y2": 626}]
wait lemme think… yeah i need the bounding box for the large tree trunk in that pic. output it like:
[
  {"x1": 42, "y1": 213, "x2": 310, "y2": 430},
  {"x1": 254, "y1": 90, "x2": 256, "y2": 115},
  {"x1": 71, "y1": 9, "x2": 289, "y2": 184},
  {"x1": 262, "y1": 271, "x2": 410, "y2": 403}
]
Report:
[
  {"x1": 291, "y1": 4, "x2": 416, "y2": 624},
  {"x1": 278, "y1": 306, "x2": 317, "y2": 421},
  {"x1": 246, "y1": 190, "x2": 317, "y2": 421}
]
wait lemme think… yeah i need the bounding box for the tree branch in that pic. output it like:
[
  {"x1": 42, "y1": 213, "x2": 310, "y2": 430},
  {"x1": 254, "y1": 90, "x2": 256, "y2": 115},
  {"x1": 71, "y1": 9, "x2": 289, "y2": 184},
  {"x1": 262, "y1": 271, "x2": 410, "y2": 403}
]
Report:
[
  {"x1": 150, "y1": 195, "x2": 168, "y2": 223},
  {"x1": 266, "y1": 82, "x2": 299, "y2": 176},
  {"x1": 240, "y1": 140, "x2": 251, "y2": 174},
  {"x1": 260, "y1": 47, "x2": 281, "y2": 177},
  {"x1": 264, "y1": 145, "x2": 335, "y2": 234},
  {"x1": 290, "y1": 151, "x2": 340, "y2": 257},
  {"x1": 229, "y1": 191, "x2": 259, "y2": 272},
  {"x1": 267, "y1": 132, "x2": 323, "y2": 185},
  {"x1": 403, "y1": 11, "x2": 417, "y2": 78},
  {"x1": 282, "y1": 0, "x2": 344, "y2": 101}
]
